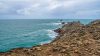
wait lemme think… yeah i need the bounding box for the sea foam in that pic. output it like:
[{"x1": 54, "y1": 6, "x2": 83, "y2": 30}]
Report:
[{"x1": 46, "y1": 29, "x2": 58, "y2": 38}]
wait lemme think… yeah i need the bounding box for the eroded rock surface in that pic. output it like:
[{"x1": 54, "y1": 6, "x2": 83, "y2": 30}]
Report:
[{"x1": 0, "y1": 20, "x2": 100, "y2": 56}]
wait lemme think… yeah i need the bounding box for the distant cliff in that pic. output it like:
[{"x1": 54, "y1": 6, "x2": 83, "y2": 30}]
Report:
[{"x1": 0, "y1": 20, "x2": 100, "y2": 56}]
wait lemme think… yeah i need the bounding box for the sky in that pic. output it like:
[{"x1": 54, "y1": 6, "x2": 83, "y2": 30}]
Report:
[{"x1": 0, "y1": 0, "x2": 100, "y2": 19}]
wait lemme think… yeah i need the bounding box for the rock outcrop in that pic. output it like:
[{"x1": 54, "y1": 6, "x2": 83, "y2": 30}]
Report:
[{"x1": 0, "y1": 20, "x2": 100, "y2": 56}]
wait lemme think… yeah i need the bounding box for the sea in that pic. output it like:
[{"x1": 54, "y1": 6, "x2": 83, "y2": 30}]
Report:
[{"x1": 0, "y1": 19, "x2": 95, "y2": 52}]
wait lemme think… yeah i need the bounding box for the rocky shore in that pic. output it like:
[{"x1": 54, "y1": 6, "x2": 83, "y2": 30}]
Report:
[{"x1": 0, "y1": 20, "x2": 100, "y2": 56}]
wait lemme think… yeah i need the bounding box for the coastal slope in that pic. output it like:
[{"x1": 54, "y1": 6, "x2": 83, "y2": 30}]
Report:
[{"x1": 0, "y1": 20, "x2": 100, "y2": 56}]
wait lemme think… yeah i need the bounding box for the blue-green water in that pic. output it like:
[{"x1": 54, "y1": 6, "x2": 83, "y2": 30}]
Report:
[{"x1": 0, "y1": 19, "x2": 95, "y2": 52}]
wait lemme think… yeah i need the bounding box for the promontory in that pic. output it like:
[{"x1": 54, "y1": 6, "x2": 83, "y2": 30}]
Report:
[{"x1": 0, "y1": 20, "x2": 100, "y2": 56}]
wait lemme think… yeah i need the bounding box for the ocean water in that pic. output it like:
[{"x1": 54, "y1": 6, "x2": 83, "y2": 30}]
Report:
[{"x1": 0, "y1": 19, "x2": 95, "y2": 52}]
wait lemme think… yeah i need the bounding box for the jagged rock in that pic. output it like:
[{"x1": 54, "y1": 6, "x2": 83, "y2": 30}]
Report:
[
  {"x1": 60, "y1": 49, "x2": 66, "y2": 53},
  {"x1": 54, "y1": 28, "x2": 65, "y2": 35},
  {"x1": 90, "y1": 20, "x2": 100, "y2": 25},
  {"x1": 35, "y1": 47, "x2": 42, "y2": 51},
  {"x1": 74, "y1": 50, "x2": 78, "y2": 53}
]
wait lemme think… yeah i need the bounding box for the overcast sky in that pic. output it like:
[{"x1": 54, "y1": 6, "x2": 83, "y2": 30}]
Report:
[{"x1": 0, "y1": 0, "x2": 100, "y2": 19}]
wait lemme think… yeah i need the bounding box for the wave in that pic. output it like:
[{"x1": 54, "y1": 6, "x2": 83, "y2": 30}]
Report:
[
  {"x1": 21, "y1": 32, "x2": 37, "y2": 37},
  {"x1": 21, "y1": 29, "x2": 57, "y2": 38},
  {"x1": 51, "y1": 23, "x2": 61, "y2": 25},
  {"x1": 21, "y1": 29, "x2": 45, "y2": 37},
  {"x1": 0, "y1": 29, "x2": 57, "y2": 46},
  {"x1": 0, "y1": 29, "x2": 58, "y2": 52},
  {"x1": 46, "y1": 29, "x2": 58, "y2": 38},
  {"x1": 39, "y1": 40, "x2": 52, "y2": 45},
  {"x1": 39, "y1": 29, "x2": 58, "y2": 45},
  {"x1": 41, "y1": 22, "x2": 61, "y2": 26}
]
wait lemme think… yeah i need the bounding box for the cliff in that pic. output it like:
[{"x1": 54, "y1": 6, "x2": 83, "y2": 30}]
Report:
[{"x1": 0, "y1": 20, "x2": 100, "y2": 56}]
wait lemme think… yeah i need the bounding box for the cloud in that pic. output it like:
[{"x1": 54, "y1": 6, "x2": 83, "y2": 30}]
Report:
[
  {"x1": 74, "y1": 10, "x2": 100, "y2": 19},
  {"x1": 17, "y1": 3, "x2": 40, "y2": 15},
  {"x1": 0, "y1": 0, "x2": 100, "y2": 19},
  {"x1": 0, "y1": 2, "x2": 9, "y2": 13}
]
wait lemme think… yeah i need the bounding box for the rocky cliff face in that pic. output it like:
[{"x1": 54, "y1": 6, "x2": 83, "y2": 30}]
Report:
[{"x1": 0, "y1": 20, "x2": 100, "y2": 56}]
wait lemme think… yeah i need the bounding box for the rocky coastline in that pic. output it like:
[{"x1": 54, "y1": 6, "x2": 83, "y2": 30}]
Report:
[{"x1": 0, "y1": 20, "x2": 100, "y2": 56}]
